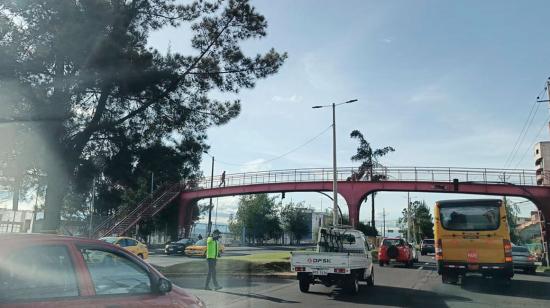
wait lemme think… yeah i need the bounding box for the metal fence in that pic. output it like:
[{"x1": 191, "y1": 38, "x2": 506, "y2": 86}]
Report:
[{"x1": 188, "y1": 166, "x2": 545, "y2": 190}]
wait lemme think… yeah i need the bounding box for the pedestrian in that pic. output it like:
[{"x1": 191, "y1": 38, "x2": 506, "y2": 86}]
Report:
[
  {"x1": 198, "y1": 234, "x2": 203, "y2": 240},
  {"x1": 219, "y1": 170, "x2": 226, "y2": 187},
  {"x1": 205, "y1": 230, "x2": 222, "y2": 290}
]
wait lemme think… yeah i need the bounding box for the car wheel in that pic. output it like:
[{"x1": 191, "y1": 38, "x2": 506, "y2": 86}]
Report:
[
  {"x1": 299, "y1": 277, "x2": 310, "y2": 293},
  {"x1": 366, "y1": 268, "x2": 374, "y2": 286},
  {"x1": 138, "y1": 253, "x2": 144, "y2": 259}
]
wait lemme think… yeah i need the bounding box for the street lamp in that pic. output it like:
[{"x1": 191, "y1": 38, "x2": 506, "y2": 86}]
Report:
[{"x1": 312, "y1": 99, "x2": 358, "y2": 227}]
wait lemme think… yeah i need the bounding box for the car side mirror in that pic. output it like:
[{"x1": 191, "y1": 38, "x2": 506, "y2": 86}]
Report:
[{"x1": 158, "y1": 277, "x2": 172, "y2": 294}]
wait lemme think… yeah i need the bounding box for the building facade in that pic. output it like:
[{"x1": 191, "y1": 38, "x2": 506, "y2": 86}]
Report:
[
  {"x1": 534, "y1": 141, "x2": 550, "y2": 186},
  {"x1": 0, "y1": 208, "x2": 33, "y2": 233}
]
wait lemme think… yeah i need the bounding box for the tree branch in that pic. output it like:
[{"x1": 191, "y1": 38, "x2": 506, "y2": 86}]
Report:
[{"x1": 111, "y1": 14, "x2": 236, "y2": 127}]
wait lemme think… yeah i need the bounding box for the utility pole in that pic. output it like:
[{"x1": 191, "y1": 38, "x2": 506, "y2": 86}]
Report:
[
  {"x1": 407, "y1": 192, "x2": 411, "y2": 242},
  {"x1": 150, "y1": 172, "x2": 154, "y2": 195},
  {"x1": 207, "y1": 156, "x2": 215, "y2": 235},
  {"x1": 382, "y1": 208, "x2": 386, "y2": 237},
  {"x1": 312, "y1": 99, "x2": 358, "y2": 227},
  {"x1": 331, "y1": 102, "x2": 338, "y2": 226},
  {"x1": 89, "y1": 177, "x2": 95, "y2": 238}
]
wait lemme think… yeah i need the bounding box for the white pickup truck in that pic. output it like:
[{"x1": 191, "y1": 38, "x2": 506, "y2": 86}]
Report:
[{"x1": 290, "y1": 227, "x2": 374, "y2": 295}]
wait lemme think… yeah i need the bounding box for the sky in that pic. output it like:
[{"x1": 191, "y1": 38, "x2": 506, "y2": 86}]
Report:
[{"x1": 3, "y1": 0, "x2": 550, "y2": 227}]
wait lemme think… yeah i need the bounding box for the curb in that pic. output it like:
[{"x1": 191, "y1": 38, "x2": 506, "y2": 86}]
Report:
[{"x1": 164, "y1": 272, "x2": 296, "y2": 279}]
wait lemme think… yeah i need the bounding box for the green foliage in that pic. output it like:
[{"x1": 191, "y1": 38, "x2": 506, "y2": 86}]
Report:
[
  {"x1": 280, "y1": 202, "x2": 310, "y2": 244},
  {"x1": 232, "y1": 194, "x2": 282, "y2": 244},
  {"x1": 504, "y1": 197, "x2": 523, "y2": 244},
  {"x1": 349, "y1": 130, "x2": 395, "y2": 180},
  {"x1": 398, "y1": 200, "x2": 434, "y2": 242},
  {"x1": 0, "y1": 0, "x2": 286, "y2": 230}
]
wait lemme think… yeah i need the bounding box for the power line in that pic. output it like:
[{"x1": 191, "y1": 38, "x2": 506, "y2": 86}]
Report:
[
  {"x1": 204, "y1": 124, "x2": 333, "y2": 167},
  {"x1": 513, "y1": 115, "x2": 550, "y2": 169},
  {"x1": 504, "y1": 86, "x2": 546, "y2": 168}
]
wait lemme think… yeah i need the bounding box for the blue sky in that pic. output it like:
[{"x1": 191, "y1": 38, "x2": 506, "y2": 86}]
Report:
[
  {"x1": 3, "y1": 0, "x2": 550, "y2": 227},
  {"x1": 146, "y1": 0, "x2": 550, "y2": 225}
]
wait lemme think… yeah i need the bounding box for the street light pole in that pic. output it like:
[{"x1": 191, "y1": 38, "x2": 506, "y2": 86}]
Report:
[
  {"x1": 207, "y1": 155, "x2": 214, "y2": 235},
  {"x1": 312, "y1": 99, "x2": 358, "y2": 227},
  {"x1": 332, "y1": 103, "x2": 338, "y2": 227}
]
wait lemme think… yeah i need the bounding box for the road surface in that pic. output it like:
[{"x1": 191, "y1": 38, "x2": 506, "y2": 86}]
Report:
[
  {"x1": 169, "y1": 255, "x2": 550, "y2": 308},
  {"x1": 148, "y1": 246, "x2": 308, "y2": 267}
]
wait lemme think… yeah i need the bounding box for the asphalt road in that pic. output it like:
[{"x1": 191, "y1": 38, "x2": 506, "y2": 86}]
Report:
[
  {"x1": 148, "y1": 246, "x2": 307, "y2": 267},
  {"x1": 169, "y1": 255, "x2": 550, "y2": 308}
]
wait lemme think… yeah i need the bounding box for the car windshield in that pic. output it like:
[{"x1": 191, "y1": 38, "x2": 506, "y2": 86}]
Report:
[
  {"x1": 383, "y1": 239, "x2": 402, "y2": 246},
  {"x1": 439, "y1": 205, "x2": 500, "y2": 231},
  {"x1": 99, "y1": 237, "x2": 118, "y2": 244},
  {"x1": 512, "y1": 246, "x2": 530, "y2": 253},
  {"x1": 194, "y1": 240, "x2": 207, "y2": 246},
  {"x1": 2, "y1": 1, "x2": 549, "y2": 307}
]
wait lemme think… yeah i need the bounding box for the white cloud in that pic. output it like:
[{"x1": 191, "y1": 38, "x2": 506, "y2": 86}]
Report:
[
  {"x1": 382, "y1": 37, "x2": 393, "y2": 44},
  {"x1": 409, "y1": 85, "x2": 448, "y2": 104},
  {"x1": 239, "y1": 158, "x2": 273, "y2": 173},
  {"x1": 271, "y1": 95, "x2": 303, "y2": 103}
]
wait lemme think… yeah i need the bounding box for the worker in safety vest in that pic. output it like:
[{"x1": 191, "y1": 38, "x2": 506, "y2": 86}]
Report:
[{"x1": 204, "y1": 230, "x2": 222, "y2": 290}]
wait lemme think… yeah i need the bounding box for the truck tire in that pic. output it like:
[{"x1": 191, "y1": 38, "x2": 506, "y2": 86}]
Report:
[
  {"x1": 299, "y1": 277, "x2": 310, "y2": 293},
  {"x1": 347, "y1": 274, "x2": 360, "y2": 295},
  {"x1": 366, "y1": 268, "x2": 374, "y2": 286}
]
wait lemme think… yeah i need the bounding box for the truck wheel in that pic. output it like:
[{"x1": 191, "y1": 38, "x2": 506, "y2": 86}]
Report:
[
  {"x1": 366, "y1": 269, "x2": 374, "y2": 286},
  {"x1": 299, "y1": 277, "x2": 310, "y2": 293},
  {"x1": 347, "y1": 274, "x2": 360, "y2": 295}
]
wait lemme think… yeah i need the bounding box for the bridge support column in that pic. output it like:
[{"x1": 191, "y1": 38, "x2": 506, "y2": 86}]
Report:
[
  {"x1": 341, "y1": 189, "x2": 367, "y2": 228},
  {"x1": 178, "y1": 200, "x2": 194, "y2": 238}
]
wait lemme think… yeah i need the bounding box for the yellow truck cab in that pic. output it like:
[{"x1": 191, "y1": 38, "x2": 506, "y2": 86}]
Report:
[{"x1": 434, "y1": 199, "x2": 513, "y2": 283}]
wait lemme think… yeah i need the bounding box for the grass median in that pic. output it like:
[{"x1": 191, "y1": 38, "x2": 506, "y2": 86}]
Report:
[{"x1": 158, "y1": 252, "x2": 292, "y2": 276}]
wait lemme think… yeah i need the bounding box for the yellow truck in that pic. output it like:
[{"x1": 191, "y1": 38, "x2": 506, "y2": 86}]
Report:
[{"x1": 434, "y1": 199, "x2": 513, "y2": 284}]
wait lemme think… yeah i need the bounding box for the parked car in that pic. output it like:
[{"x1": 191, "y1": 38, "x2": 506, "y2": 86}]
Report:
[
  {"x1": 421, "y1": 239, "x2": 435, "y2": 255},
  {"x1": 291, "y1": 227, "x2": 374, "y2": 295},
  {"x1": 378, "y1": 237, "x2": 414, "y2": 267},
  {"x1": 512, "y1": 245, "x2": 537, "y2": 274},
  {"x1": 165, "y1": 238, "x2": 195, "y2": 255},
  {"x1": 185, "y1": 238, "x2": 225, "y2": 257},
  {"x1": 0, "y1": 234, "x2": 205, "y2": 307},
  {"x1": 100, "y1": 236, "x2": 149, "y2": 259}
]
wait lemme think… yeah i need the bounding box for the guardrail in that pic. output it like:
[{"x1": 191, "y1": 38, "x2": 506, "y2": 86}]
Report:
[{"x1": 187, "y1": 166, "x2": 547, "y2": 190}]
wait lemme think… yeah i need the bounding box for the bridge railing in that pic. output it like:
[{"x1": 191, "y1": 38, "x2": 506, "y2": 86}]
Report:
[{"x1": 187, "y1": 166, "x2": 545, "y2": 190}]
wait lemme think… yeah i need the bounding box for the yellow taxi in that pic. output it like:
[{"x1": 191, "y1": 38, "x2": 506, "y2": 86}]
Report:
[
  {"x1": 184, "y1": 239, "x2": 225, "y2": 257},
  {"x1": 434, "y1": 199, "x2": 513, "y2": 283},
  {"x1": 100, "y1": 236, "x2": 149, "y2": 259}
]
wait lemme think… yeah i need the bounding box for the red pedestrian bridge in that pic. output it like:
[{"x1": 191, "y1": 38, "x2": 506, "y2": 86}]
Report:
[{"x1": 93, "y1": 166, "x2": 550, "y2": 243}]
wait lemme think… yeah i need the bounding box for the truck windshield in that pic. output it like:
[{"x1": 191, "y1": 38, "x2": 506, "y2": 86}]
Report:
[{"x1": 439, "y1": 205, "x2": 500, "y2": 231}]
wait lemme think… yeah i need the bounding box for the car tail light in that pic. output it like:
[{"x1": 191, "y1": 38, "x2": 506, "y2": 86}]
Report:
[
  {"x1": 334, "y1": 268, "x2": 346, "y2": 273},
  {"x1": 503, "y1": 239, "x2": 512, "y2": 262},
  {"x1": 436, "y1": 239, "x2": 443, "y2": 260},
  {"x1": 294, "y1": 266, "x2": 305, "y2": 272}
]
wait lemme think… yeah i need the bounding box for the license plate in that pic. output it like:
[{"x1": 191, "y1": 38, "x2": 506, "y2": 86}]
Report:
[
  {"x1": 467, "y1": 250, "x2": 479, "y2": 263},
  {"x1": 468, "y1": 264, "x2": 479, "y2": 270},
  {"x1": 390, "y1": 259, "x2": 396, "y2": 262},
  {"x1": 312, "y1": 269, "x2": 328, "y2": 276}
]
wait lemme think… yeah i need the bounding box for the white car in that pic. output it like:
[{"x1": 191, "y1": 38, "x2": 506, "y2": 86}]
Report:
[{"x1": 290, "y1": 227, "x2": 374, "y2": 295}]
